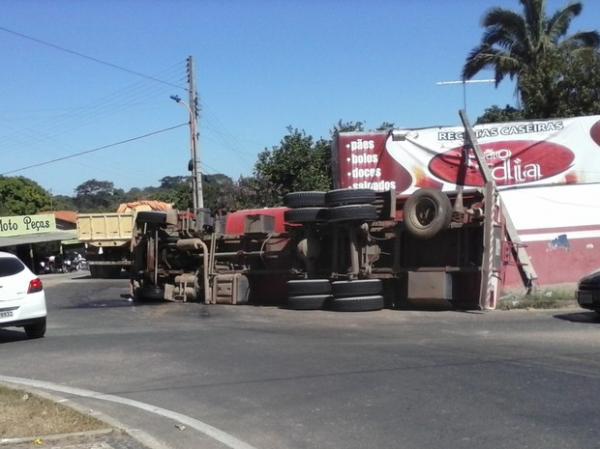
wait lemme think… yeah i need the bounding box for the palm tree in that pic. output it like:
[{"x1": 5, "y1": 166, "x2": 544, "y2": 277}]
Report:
[{"x1": 463, "y1": 0, "x2": 599, "y2": 96}]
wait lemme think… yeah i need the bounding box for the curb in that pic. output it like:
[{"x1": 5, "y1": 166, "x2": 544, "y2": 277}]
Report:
[{"x1": 0, "y1": 381, "x2": 172, "y2": 449}]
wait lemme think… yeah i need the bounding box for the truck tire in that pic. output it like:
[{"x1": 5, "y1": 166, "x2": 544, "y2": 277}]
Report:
[
  {"x1": 287, "y1": 279, "x2": 331, "y2": 296},
  {"x1": 328, "y1": 204, "x2": 378, "y2": 223},
  {"x1": 403, "y1": 189, "x2": 452, "y2": 239},
  {"x1": 325, "y1": 189, "x2": 376, "y2": 207},
  {"x1": 284, "y1": 191, "x2": 326, "y2": 208},
  {"x1": 137, "y1": 285, "x2": 165, "y2": 302},
  {"x1": 285, "y1": 294, "x2": 330, "y2": 310},
  {"x1": 136, "y1": 211, "x2": 167, "y2": 225},
  {"x1": 284, "y1": 208, "x2": 328, "y2": 224},
  {"x1": 327, "y1": 295, "x2": 384, "y2": 312},
  {"x1": 332, "y1": 279, "x2": 382, "y2": 298}
]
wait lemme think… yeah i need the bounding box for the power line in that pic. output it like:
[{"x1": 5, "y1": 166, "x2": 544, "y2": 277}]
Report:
[
  {"x1": 1, "y1": 123, "x2": 187, "y2": 176},
  {"x1": 0, "y1": 26, "x2": 186, "y2": 91}
]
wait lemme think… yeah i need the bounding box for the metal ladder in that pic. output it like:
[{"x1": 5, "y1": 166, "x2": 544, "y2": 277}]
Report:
[{"x1": 459, "y1": 110, "x2": 538, "y2": 292}]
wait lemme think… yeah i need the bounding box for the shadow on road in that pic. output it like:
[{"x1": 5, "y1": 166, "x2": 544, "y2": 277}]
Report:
[
  {"x1": 0, "y1": 329, "x2": 28, "y2": 343},
  {"x1": 61, "y1": 297, "x2": 166, "y2": 310},
  {"x1": 554, "y1": 311, "x2": 600, "y2": 323}
]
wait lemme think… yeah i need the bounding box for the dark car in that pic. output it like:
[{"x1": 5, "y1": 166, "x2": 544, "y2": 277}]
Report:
[{"x1": 576, "y1": 269, "x2": 600, "y2": 313}]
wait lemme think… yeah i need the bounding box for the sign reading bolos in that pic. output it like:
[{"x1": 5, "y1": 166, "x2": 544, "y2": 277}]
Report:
[{"x1": 0, "y1": 214, "x2": 56, "y2": 237}]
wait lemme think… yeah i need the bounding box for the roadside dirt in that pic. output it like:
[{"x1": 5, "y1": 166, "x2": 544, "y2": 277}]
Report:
[{"x1": 0, "y1": 385, "x2": 106, "y2": 438}]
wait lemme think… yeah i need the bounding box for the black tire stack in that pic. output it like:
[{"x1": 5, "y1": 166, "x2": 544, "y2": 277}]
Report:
[
  {"x1": 285, "y1": 279, "x2": 331, "y2": 310},
  {"x1": 329, "y1": 279, "x2": 384, "y2": 312},
  {"x1": 285, "y1": 278, "x2": 384, "y2": 312},
  {"x1": 324, "y1": 189, "x2": 378, "y2": 223},
  {"x1": 283, "y1": 188, "x2": 380, "y2": 224},
  {"x1": 283, "y1": 191, "x2": 328, "y2": 224}
]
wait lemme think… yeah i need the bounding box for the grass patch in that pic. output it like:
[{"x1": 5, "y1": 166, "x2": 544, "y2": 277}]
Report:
[
  {"x1": 498, "y1": 288, "x2": 577, "y2": 310},
  {"x1": 0, "y1": 385, "x2": 106, "y2": 438}
]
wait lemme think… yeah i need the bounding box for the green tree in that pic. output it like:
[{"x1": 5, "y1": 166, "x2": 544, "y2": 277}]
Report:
[
  {"x1": 0, "y1": 176, "x2": 51, "y2": 215},
  {"x1": 253, "y1": 127, "x2": 333, "y2": 206},
  {"x1": 476, "y1": 104, "x2": 524, "y2": 124},
  {"x1": 463, "y1": 0, "x2": 600, "y2": 118},
  {"x1": 74, "y1": 179, "x2": 124, "y2": 212}
]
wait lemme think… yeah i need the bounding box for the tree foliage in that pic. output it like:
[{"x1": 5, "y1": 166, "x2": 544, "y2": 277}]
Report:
[
  {"x1": 252, "y1": 127, "x2": 333, "y2": 206},
  {"x1": 74, "y1": 179, "x2": 125, "y2": 212},
  {"x1": 464, "y1": 0, "x2": 600, "y2": 119},
  {"x1": 476, "y1": 104, "x2": 524, "y2": 124},
  {"x1": 0, "y1": 176, "x2": 51, "y2": 215}
]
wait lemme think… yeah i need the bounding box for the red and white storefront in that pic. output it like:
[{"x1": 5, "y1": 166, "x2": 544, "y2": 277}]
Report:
[{"x1": 333, "y1": 115, "x2": 600, "y2": 289}]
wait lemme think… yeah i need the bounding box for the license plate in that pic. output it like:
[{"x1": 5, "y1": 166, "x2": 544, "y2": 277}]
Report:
[
  {"x1": 579, "y1": 292, "x2": 594, "y2": 305},
  {"x1": 0, "y1": 310, "x2": 13, "y2": 318}
]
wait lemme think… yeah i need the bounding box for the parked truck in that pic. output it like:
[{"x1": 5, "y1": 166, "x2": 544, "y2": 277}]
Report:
[
  {"x1": 128, "y1": 113, "x2": 535, "y2": 310},
  {"x1": 77, "y1": 201, "x2": 173, "y2": 279}
]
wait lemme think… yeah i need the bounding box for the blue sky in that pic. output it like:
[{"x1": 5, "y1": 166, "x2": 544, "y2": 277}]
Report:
[{"x1": 1, "y1": 0, "x2": 599, "y2": 196}]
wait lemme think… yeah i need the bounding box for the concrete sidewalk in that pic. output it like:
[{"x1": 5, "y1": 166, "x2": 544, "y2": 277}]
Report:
[
  {"x1": 0, "y1": 383, "x2": 161, "y2": 449},
  {"x1": 3, "y1": 429, "x2": 150, "y2": 449}
]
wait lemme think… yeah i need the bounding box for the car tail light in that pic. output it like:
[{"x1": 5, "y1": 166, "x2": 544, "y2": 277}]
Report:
[{"x1": 27, "y1": 278, "x2": 43, "y2": 294}]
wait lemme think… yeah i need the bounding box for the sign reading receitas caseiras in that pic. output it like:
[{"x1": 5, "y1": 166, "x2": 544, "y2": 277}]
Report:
[{"x1": 0, "y1": 214, "x2": 56, "y2": 237}]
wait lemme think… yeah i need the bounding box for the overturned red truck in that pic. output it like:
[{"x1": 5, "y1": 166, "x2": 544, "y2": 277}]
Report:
[{"x1": 130, "y1": 113, "x2": 600, "y2": 310}]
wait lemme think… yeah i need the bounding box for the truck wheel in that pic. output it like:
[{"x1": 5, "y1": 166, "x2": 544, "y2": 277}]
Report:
[
  {"x1": 24, "y1": 318, "x2": 46, "y2": 339},
  {"x1": 284, "y1": 191, "x2": 326, "y2": 208},
  {"x1": 325, "y1": 189, "x2": 376, "y2": 207},
  {"x1": 327, "y1": 204, "x2": 378, "y2": 223},
  {"x1": 403, "y1": 189, "x2": 452, "y2": 239},
  {"x1": 327, "y1": 295, "x2": 384, "y2": 312},
  {"x1": 285, "y1": 294, "x2": 330, "y2": 310},
  {"x1": 136, "y1": 211, "x2": 167, "y2": 225},
  {"x1": 332, "y1": 279, "x2": 382, "y2": 297},
  {"x1": 137, "y1": 286, "x2": 165, "y2": 302},
  {"x1": 284, "y1": 208, "x2": 328, "y2": 224},
  {"x1": 287, "y1": 279, "x2": 331, "y2": 296}
]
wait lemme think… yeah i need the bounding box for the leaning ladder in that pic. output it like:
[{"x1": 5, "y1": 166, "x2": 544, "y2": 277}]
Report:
[{"x1": 459, "y1": 110, "x2": 538, "y2": 294}]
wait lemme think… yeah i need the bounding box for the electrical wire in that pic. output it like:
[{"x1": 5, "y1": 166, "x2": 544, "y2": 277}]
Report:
[
  {"x1": 0, "y1": 26, "x2": 186, "y2": 91},
  {"x1": 1, "y1": 123, "x2": 187, "y2": 176}
]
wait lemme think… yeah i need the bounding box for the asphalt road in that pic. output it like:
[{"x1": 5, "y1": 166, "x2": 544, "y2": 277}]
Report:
[{"x1": 1, "y1": 274, "x2": 600, "y2": 449}]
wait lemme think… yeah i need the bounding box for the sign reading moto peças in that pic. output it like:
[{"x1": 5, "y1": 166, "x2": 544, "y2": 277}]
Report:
[{"x1": 334, "y1": 115, "x2": 600, "y2": 193}]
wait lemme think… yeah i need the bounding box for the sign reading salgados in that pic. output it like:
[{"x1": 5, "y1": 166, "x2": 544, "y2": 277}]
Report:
[{"x1": 0, "y1": 214, "x2": 56, "y2": 237}]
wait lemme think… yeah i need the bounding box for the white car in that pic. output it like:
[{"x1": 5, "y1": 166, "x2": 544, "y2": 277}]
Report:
[{"x1": 0, "y1": 251, "x2": 47, "y2": 338}]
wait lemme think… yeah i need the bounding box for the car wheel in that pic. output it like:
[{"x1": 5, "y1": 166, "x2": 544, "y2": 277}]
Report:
[
  {"x1": 24, "y1": 318, "x2": 46, "y2": 339},
  {"x1": 331, "y1": 279, "x2": 383, "y2": 297},
  {"x1": 283, "y1": 191, "x2": 326, "y2": 208},
  {"x1": 403, "y1": 189, "x2": 452, "y2": 239},
  {"x1": 327, "y1": 295, "x2": 384, "y2": 312}
]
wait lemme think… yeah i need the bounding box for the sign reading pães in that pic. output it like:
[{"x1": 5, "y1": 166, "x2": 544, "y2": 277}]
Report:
[
  {"x1": 335, "y1": 115, "x2": 600, "y2": 193},
  {"x1": 0, "y1": 214, "x2": 56, "y2": 237}
]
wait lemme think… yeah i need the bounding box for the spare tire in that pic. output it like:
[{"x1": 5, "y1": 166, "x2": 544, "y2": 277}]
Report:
[
  {"x1": 136, "y1": 211, "x2": 167, "y2": 225},
  {"x1": 284, "y1": 191, "x2": 326, "y2": 208},
  {"x1": 284, "y1": 208, "x2": 328, "y2": 224},
  {"x1": 403, "y1": 189, "x2": 452, "y2": 239},
  {"x1": 325, "y1": 189, "x2": 376, "y2": 207}
]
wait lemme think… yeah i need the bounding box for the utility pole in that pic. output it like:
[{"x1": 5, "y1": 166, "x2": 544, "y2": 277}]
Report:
[{"x1": 186, "y1": 56, "x2": 203, "y2": 211}]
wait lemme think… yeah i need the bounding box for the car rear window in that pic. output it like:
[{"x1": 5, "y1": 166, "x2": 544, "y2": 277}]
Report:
[{"x1": 0, "y1": 257, "x2": 25, "y2": 277}]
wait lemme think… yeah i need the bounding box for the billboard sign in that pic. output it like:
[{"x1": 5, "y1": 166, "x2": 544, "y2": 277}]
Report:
[{"x1": 335, "y1": 115, "x2": 600, "y2": 193}]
